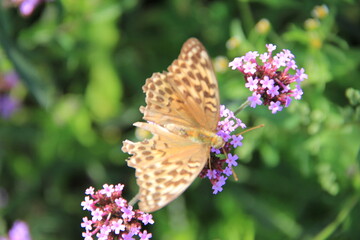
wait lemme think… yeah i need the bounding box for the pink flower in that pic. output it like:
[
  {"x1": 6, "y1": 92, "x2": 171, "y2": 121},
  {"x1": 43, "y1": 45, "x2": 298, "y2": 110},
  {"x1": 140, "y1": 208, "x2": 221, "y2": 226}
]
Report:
[
  {"x1": 141, "y1": 213, "x2": 154, "y2": 225},
  {"x1": 139, "y1": 230, "x2": 152, "y2": 240},
  {"x1": 81, "y1": 217, "x2": 93, "y2": 231},
  {"x1": 81, "y1": 185, "x2": 154, "y2": 240},
  {"x1": 91, "y1": 208, "x2": 104, "y2": 222},
  {"x1": 245, "y1": 76, "x2": 259, "y2": 91},
  {"x1": 111, "y1": 219, "x2": 125, "y2": 234},
  {"x1": 85, "y1": 186, "x2": 95, "y2": 195},
  {"x1": 101, "y1": 184, "x2": 114, "y2": 197},
  {"x1": 81, "y1": 196, "x2": 94, "y2": 210},
  {"x1": 228, "y1": 57, "x2": 243, "y2": 70},
  {"x1": 121, "y1": 205, "x2": 135, "y2": 221}
]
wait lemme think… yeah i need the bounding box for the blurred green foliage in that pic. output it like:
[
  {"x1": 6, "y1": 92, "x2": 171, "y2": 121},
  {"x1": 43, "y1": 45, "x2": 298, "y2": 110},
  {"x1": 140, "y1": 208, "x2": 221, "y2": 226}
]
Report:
[{"x1": 1, "y1": 0, "x2": 360, "y2": 239}]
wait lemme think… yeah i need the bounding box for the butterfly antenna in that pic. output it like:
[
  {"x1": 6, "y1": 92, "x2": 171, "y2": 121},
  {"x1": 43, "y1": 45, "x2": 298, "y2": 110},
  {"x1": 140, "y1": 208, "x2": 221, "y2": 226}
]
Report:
[
  {"x1": 231, "y1": 168, "x2": 239, "y2": 181},
  {"x1": 129, "y1": 192, "x2": 140, "y2": 206},
  {"x1": 237, "y1": 124, "x2": 265, "y2": 136}
]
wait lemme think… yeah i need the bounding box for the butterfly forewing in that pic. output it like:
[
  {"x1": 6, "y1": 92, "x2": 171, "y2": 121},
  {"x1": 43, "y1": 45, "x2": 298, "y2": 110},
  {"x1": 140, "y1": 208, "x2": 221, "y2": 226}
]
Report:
[
  {"x1": 122, "y1": 38, "x2": 220, "y2": 212},
  {"x1": 140, "y1": 71, "x2": 198, "y2": 128},
  {"x1": 142, "y1": 38, "x2": 220, "y2": 130},
  {"x1": 168, "y1": 38, "x2": 220, "y2": 130}
]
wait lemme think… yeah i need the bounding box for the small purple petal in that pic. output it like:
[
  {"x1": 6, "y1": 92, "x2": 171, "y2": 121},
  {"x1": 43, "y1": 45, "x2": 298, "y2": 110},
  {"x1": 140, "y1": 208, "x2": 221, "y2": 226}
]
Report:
[
  {"x1": 268, "y1": 101, "x2": 283, "y2": 114},
  {"x1": 267, "y1": 85, "x2": 280, "y2": 97},
  {"x1": 245, "y1": 76, "x2": 258, "y2": 91},
  {"x1": 248, "y1": 93, "x2": 262, "y2": 108},
  {"x1": 8, "y1": 221, "x2": 32, "y2": 240},
  {"x1": 226, "y1": 153, "x2": 238, "y2": 167},
  {"x1": 260, "y1": 76, "x2": 274, "y2": 89},
  {"x1": 228, "y1": 57, "x2": 243, "y2": 70},
  {"x1": 0, "y1": 95, "x2": 19, "y2": 119},
  {"x1": 19, "y1": 0, "x2": 41, "y2": 16}
]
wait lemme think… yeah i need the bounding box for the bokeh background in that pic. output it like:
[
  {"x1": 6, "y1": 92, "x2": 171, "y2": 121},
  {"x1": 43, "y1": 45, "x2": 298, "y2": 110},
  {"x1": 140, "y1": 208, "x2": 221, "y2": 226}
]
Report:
[{"x1": 1, "y1": 0, "x2": 360, "y2": 239}]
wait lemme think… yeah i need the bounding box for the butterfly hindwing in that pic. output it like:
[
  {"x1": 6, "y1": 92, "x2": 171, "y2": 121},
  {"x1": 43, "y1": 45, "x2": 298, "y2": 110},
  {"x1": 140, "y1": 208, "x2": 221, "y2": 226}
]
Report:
[{"x1": 122, "y1": 122, "x2": 209, "y2": 212}]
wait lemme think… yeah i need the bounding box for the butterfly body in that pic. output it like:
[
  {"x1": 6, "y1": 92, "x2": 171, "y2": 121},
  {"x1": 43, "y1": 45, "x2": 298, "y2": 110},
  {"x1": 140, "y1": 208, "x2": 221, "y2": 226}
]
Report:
[
  {"x1": 164, "y1": 123, "x2": 224, "y2": 149},
  {"x1": 122, "y1": 38, "x2": 221, "y2": 212}
]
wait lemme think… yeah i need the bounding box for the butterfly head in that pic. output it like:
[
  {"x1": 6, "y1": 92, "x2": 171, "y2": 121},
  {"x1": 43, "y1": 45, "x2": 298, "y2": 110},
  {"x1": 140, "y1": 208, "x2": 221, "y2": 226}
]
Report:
[{"x1": 211, "y1": 134, "x2": 225, "y2": 149}]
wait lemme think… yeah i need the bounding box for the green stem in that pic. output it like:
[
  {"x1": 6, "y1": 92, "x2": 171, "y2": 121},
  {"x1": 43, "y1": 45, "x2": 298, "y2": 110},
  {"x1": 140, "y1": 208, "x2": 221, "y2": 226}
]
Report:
[
  {"x1": 313, "y1": 193, "x2": 360, "y2": 240},
  {"x1": 237, "y1": 0, "x2": 255, "y2": 36},
  {"x1": 234, "y1": 100, "x2": 250, "y2": 115},
  {"x1": 0, "y1": 5, "x2": 55, "y2": 108}
]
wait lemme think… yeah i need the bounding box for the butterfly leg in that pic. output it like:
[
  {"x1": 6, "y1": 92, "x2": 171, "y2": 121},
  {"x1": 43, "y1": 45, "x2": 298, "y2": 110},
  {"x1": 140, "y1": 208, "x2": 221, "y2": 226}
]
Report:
[
  {"x1": 206, "y1": 153, "x2": 211, "y2": 171},
  {"x1": 129, "y1": 192, "x2": 140, "y2": 206}
]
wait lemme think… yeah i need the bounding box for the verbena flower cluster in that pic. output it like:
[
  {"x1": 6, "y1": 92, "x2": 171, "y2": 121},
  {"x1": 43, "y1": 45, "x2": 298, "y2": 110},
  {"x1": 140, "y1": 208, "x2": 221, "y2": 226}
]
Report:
[
  {"x1": 0, "y1": 71, "x2": 19, "y2": 119},
  {"x1": 81, "y1": 184, "x2": 154, "y2": 240},
  {"x1": 0, "y1": 220, "x2": 32, "y2": 240},
  {"x1": 199, "y1": 105, "x2": 246, "y2": 194},
  {"x1": 229, "y1": 44, "x2": 308, "y2": 113}
]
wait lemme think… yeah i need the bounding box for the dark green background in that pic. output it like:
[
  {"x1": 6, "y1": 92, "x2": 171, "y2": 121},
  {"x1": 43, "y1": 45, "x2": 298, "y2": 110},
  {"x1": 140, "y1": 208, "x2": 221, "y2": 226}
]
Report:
[{"x1": 1, "y1": 0, "x2": 360, "y2": 239}]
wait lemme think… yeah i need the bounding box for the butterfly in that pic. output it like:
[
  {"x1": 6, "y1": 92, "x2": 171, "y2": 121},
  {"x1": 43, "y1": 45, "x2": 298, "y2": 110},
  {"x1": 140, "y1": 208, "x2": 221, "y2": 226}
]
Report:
[{"x1": 122, "y1": 38, "x2": 224, "y2": 212}]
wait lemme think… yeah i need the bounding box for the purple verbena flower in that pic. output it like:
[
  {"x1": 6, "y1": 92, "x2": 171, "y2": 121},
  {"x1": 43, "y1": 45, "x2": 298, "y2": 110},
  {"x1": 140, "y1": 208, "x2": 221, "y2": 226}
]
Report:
[
  {"x1": 7, "y1": 221, "x2": 32, "y2": 240},
  {"x1": 81, "y1": 217, "x2": 93, "y2": 231},
  {"x1": 122, "y1": 232, "x2": 135, "y2": 240},
  {"x1": 245, "y1": 76, "x2": 259, "y2": 91},
  {"x1": 100, "y1": 184, "x2": 114, "y2": 197},
  {"x1": 0, "y1": 95, "x2": 19, "y2": 119},
  {"x1": 140, "y1": 213, "x2": 154, "y2": 225},
  {"x1": 228, "y1": 57, "x2": 243, "y2": 70},
  {"x1": 19, "y1": 0, "x2": 41, "y2": 16},
  {"x1": 82, "y1": 231, "x2": 93, "y2": 240},
  {"x1": 266, "y1": 43, "x2": 276, "y2": 52},
  {"x1": 223, "y1": 167, "x2": 233, "y2": 176},
  {"x1": 260, "y1": 76, "x2": 274, "y2": 89},
  {"x1": 199, "y1": 106, "x2": 246, "y2": 195},
  {"x1": 244, "y1": 51, "x2": 259, "y2": 61},
  {"x1": 229, "y1": 44, "x2": 307, "y2": 114},
  {"x1": 85, "y1": 186, "x2": 95, "y2": 195},
  {"x1": 293, "y1": 85, "x2": 304, "y2": 100},
  {"x1": 139, "y1": 230, "x2": 152, "y2": 240},
  {"x1": 91, "y1": 208, "x2": 104, "y2": 222},
  {"x1": 81, "y1": 196, "x2": 94, "y2": 211},
  {"x1": 212, "y1": 176, "x2": 227, "y2": 194},
  {"x1": 226, "y1": 153, "x2": 238, "y2": 167},
  {"x1": 0, "y1": 71, "x2": 21, "y2": 119},
  {"x1": 11, "y1": 0, "x2": 51, "y2": 17},
  {"x1": 248, "y1": 93, "x2": 262, "y2": 108},
  {"x1": 267, "y1": 85, "x2": 280, "y2": 97},
  {"x1": 111, "y1": 219, "x2": 125, "y2": 234},
  {"x1": 2, "y1": 71, "x2": 19, "y2": 89},
  {"x1": 243, "y1": 61, "x2": 257, "y2": 74},
  {"x1": 269, "y1": 101, "x2": 283, "y2": 114},
  {"x1": 121, "y1": 205, "x2": 135, "y2": 221},
  {"x1": 230, "y1": 135, "x2": 243, "y2": 148}
]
